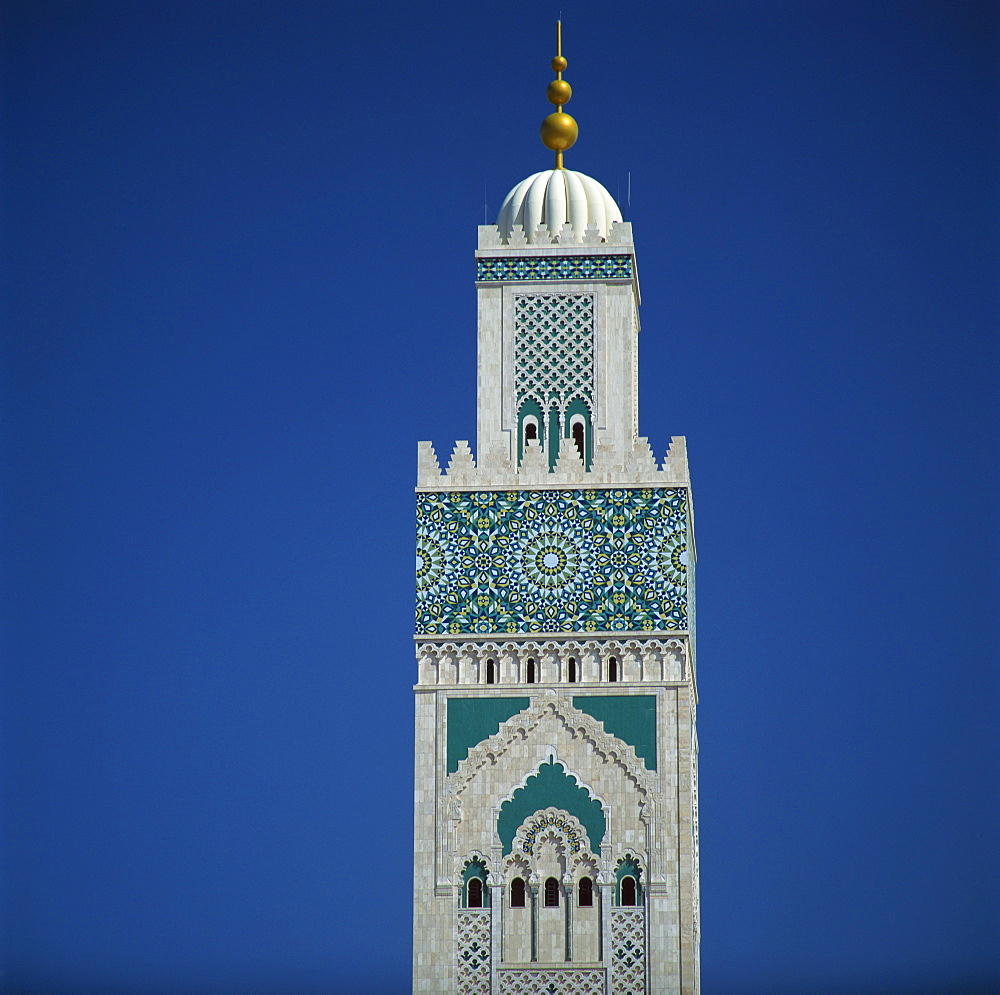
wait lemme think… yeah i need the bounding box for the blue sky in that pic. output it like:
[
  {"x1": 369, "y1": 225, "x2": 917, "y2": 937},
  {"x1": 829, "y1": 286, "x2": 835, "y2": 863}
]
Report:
[{"x1": 2, "y1": 1, "x2": 997, "y2": 991}]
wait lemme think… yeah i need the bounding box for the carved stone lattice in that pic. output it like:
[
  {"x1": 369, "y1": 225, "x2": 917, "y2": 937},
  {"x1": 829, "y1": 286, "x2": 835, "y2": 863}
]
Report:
[
  {"x1": 497, "y1": 967, "x2": 605, "y2": 995},
  {"x1": 456, "y1": 909, "x2": 491, "y2": 995},
  {"x1": 611, "y1": 908, "x2": 646, "y2": 995},
  {"x1": 515, "y1": 293, "x2": 594, "y2": 414}
]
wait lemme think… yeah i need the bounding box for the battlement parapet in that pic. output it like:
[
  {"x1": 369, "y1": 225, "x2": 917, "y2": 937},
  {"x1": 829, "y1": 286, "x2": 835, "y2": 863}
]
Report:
[
  {"x1": 477, "y1": 221, "x2": 634, "y2": 252},
  {"x1": 416, "y1": 435, "x2": 690, "y2": 491}
]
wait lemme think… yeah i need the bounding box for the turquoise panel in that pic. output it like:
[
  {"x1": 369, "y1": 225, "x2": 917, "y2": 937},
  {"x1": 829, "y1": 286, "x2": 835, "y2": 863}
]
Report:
[
  {"x1": 447, "y1": 697, "x2": 530, "y2": 774},
  {"x1": 477, "y1": 255, "x2": 633, "y2": 282},
  {"x1": 497, "y1": 760, "x2": 605, "y2": 855},
  {"x1": 415, "y1": 488, "x2": 689, "y2": 636},
  {"x1": 573, "y1": 695, "x2": 657, "y2": 771}
]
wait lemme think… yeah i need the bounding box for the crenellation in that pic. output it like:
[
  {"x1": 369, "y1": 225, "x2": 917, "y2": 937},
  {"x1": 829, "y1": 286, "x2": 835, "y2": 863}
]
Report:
[
  {"x1": 416, "y1": 440, "x2": 442, "y2": 487},
  {"x1": 416, "y1": 436, "x2": 691, "y2": 491},
  {"x1": 507, "y1": 224, "x2": 528, "y2": 247},
  {"x1": 478, "y1": 224, "x2": 503, "y2": 249},
  {"x1": 445, "y1": 440, "x2": 476, "y2": 484},
  {"x1": 662, "y1": 435, "x2": 689, "y2": 479}
]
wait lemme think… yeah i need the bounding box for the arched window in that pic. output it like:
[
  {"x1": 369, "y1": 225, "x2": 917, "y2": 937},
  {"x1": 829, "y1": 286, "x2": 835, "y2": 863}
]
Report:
[
  {"x1": 568, "y1": 657, "x2": 577, "y2": 683},
  {"x1": 544, "y1": 877, "x2": 560, "y2": 907},
  {"x1": 486, "y1": 659, "x2": 496, "y2": 684},
  {"x1": 565, "y1": 403, "x2": 590, "y2": 468},
  {"x1": 615, "y1": 856, "x2": 642, "y2": 906},
  {"x1": 620, "y1": 876, "x2": 637, "y2": 906},
  {"x1": 510, "y1": 877, "x2": 526, "y2": 908},
  {"x1": 468, "y1": 877, "x2": 484, "y2": 908},
  {"x1": 525, "y1": 421, "x2": 538, "y2": 441},
  {"x1": 608, "y1": 657, "x2": 618, "y2": 682},
  {"x1": 578, "y1": 876, "x2": 593, "y2": 907},
  {"x1": 526, "y1": 658, "x2": 536, "y2": 684},
  {"x1": 463, "y1": 858, "x2": 489, "y2": 908}
]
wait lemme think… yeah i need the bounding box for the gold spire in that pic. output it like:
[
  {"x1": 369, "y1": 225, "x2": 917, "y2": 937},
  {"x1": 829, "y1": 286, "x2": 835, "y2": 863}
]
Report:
[{"x1": 539, "y1": 19, "x2": 578, "y2": 168}]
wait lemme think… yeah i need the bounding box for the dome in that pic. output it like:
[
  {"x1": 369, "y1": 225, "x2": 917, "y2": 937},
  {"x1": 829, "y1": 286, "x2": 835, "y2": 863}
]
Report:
[{"x1": 496, "y1": 169, "x2": 623, "y2": 244}]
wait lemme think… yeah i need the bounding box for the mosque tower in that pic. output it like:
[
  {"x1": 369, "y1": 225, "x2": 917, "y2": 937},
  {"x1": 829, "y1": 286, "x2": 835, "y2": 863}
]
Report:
[{"x1": 413, "y1": 24, "x2": 700, "y2": 994}]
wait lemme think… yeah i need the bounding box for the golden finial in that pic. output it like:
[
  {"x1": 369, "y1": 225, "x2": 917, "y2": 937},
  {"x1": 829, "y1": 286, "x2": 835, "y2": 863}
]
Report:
[{"x1": 539, "y1": 19, "x2": 578, "y2": 168}]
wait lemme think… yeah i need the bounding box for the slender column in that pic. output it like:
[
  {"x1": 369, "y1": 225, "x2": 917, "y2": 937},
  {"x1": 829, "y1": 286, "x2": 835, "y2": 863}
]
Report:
[
  {"x1": 563, "y1": 878, "x2": 573, "y2": 961},
  {"x1": 600, "y1": 879, "x2": 613, "y2": 994},
  {"x1": 530, "y1": 881, "x2": 539, "y2": 962},
  {"x1": 490, "y1": 883, "x2": 503, "y2": 991}
]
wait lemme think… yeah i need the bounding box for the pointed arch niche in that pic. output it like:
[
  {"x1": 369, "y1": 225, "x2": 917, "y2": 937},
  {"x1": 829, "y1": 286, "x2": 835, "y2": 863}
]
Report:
[
  {"x1": 502, "y1": 807, "x2": 602, "y2": 965},
  {"x1": 497, "y1": 760, "x2": 605, "y2": 856}
]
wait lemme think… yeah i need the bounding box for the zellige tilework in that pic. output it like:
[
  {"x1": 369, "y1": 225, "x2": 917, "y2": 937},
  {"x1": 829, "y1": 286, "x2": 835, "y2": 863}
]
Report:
[{"x1": 415, "y1": 488, "x2": 689, "y2": 635}]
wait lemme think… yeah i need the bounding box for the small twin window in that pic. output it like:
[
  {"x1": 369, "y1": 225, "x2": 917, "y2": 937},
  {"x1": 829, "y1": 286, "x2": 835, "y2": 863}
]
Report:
[
  {"x1": 526, "y1": 658, "x2": 536, "y2": 684},
  {"x1": 568, "y1": 657, "x2": 577, "y2": 683},
  {"x1": 486, "y1": 659, "x2": 496, "y2": 684},
  {"x1": 608, "y1": 657, "x2": 618, "y2": 682}
]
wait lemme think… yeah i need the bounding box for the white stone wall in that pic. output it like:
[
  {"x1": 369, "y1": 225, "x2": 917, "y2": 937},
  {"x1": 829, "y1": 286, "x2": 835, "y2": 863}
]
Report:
[
  {"x1": 473, "y1": 224, "x2": 651, "y2": 475},
  {"x1": 414, "y1": 653, "x2": 699, "y2": 993}
]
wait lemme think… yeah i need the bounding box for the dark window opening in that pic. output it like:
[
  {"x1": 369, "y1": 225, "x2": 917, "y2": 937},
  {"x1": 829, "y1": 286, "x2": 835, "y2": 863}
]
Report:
[
  {"x1": 578, "y1": 877, "x2": 594, "y2": 907},
  {"x1": 468, "y1": 878, "x2": 484, "y2": 908},
  {"x1": 544, "y1": 877, "x2": 560, "y2": 907},
  {"x1": 568, "y1": 657, "x2": 577, "y2": 683},
  {"x1": 525, "y1": 421, "x2": 538, "y2": 442},
  {"x1": 620, "y1": 876, "x2": 637, "y2": 906},
  {"x1": 608, "y1": 657, "x2": 618, "y2": 682},
  {"x1": 486, "y1": 659, "x2": 496, "y2": 684},
  {"x1": 510, "y1": 877, "x2": 526, "y2": 908},
  {"x1": 526, "y1": 659, "x2": 536, "y2": 684},
  {"x1": 572, "y1": 421, "x2": 585, "y2": 461}
]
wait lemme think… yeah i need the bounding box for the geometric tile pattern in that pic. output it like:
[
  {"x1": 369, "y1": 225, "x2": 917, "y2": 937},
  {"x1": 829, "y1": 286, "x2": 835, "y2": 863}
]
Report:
[
  {"x1": 610, "y1": 908, "x2": 646, "y2": 995},
  {"x1": 477, "y1": 254, "x2": 633, "y2": 282},
  {"x1": 415, "y1": 488, "x2": 689, "y2": 635},
  {"x1": 497, "y1": 968, "x2": 606, "y2": 995},
  {"x1": 456, "y1": 910, "x2": 491, "y2": 995},
  {"x1": 515, "y1": 294, "x2": 593, "y2": 414}
]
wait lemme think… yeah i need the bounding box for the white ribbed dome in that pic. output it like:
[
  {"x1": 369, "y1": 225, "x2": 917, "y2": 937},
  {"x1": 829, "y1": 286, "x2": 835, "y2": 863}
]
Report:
[{"x1": 496, "y1": 169, "x2": 623, "y2": 244}]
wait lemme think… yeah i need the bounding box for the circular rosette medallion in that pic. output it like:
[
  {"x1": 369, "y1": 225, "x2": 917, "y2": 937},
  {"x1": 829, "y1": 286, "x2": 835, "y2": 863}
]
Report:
[
  {"x1": 415, "y1": 535, "x2": 446, "y2": 592},
  {"x1": 657, "y1": 530, "x2": 688, "y2": 586},
  {"x1": 521, "y1": 531, "x2": 581, "y2": 591}
]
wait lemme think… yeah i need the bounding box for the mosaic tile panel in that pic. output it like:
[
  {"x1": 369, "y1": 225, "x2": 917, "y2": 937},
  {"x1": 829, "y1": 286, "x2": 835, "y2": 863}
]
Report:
[
  {"x1": 515, "y1": 294, "x2": 593, "y2": 413},
  {"x1": 415, "y1": 489, "x2": 689, "y2": 635},
  {"x1": 497, "y1": 968, "x2": 605, "y2": 995},
  {"x1": 610, "y1": 908, "x2": 646, "y2": 995},
  {"x1": 477, "y1": 254, "x2": 633, "y2": 282},
  {"x1": 456, "y1": 910, "x2": 491, "y2": 995}
]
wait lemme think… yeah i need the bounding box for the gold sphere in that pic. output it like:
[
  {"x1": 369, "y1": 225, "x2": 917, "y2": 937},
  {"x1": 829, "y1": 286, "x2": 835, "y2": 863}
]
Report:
[
  {"x1": 546, "y1": 79, "x2": 572, "y2": 106},
  {"x1": 540, "y1": 111, "x2": 578, "y2": 151},
  {"x1": 551, "y1": 55, "x2": 567, "y2": 72}
]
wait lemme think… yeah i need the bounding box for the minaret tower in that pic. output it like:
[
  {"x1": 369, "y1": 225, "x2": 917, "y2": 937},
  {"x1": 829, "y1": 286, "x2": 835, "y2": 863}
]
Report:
[{"x1": 413, "y1": 24, "x2": 700, "y2": 994}]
